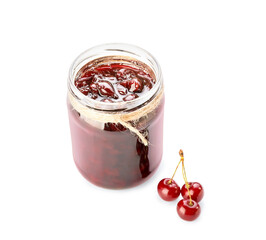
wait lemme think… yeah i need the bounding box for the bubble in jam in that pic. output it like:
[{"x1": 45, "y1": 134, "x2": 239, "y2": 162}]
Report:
[{"x1": 74, "y1": 63, "x2": 155, "y2": 102}]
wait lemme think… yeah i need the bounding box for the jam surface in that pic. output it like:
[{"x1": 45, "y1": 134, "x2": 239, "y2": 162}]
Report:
[{"x1": 75, "y1": 64, "x2": 155, "y2": 102}]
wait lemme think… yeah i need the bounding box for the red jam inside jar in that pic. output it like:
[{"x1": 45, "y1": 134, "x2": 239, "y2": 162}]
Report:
[
  {"x1": 74, "y1": 64, "x2": 155, "y2": 102},
  {"x1": 67, "y1": 44, "x2": 164, "y2": 189}
]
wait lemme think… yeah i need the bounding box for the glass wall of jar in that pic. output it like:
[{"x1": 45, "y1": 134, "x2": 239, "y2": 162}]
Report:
[{"x1": 67, "y1": 43, "x2": 164, "y2": 189}]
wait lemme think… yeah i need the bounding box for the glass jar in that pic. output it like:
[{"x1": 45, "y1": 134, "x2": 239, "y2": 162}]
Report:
[{"x1": 67, "y1": 43, "x2": 164, "y2": 189}]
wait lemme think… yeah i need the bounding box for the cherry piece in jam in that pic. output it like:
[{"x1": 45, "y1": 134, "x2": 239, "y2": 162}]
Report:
[
  {"x1": 97, "y1": 80, "x2": 117, "y2": 98},
  {"x1": 74, "y1": 63, "x2": 155, "y2": 102},
  {"x1": 104, "y1": 123, "x2": 127, "y2": 132},
  {"x1": 120, "y1": 77, "x2": 144, "y2": 93},
  {"x1": 181, "y1": 182, "x2": 204, "y2": 203},
  {"x1": 157, "y1": 178, "x2": 181, "y2": 201},
  {"x1": 177, "y1": 199, "x2": 201, "y2": 221}
]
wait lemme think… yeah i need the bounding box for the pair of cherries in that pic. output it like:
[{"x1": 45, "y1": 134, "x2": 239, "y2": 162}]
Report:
[{"x1": 157, "y1": 150, "x2": 204, "y2": 221}]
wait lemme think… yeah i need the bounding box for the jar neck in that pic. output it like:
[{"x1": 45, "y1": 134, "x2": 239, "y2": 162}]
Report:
[{"x1": 68, "y1": 43, "x2": 163, "y2": 111}]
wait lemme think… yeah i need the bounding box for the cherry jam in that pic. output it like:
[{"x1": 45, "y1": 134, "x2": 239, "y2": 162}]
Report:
[
  {"x1": 67, "y1": 44, "x2": 164, "y2": 189},
  {"x1": 74, "y1": 64, "x2": 155, "y2": 102}
]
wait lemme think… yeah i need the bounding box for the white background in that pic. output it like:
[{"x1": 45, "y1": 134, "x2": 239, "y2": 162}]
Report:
[{"x1": 1, "y1": 0, "x2": 266, "y2": 239}]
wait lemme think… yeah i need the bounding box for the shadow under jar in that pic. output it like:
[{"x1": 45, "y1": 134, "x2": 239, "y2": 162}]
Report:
[{"x1": 67, "y1": 43, "x2": 164, "y2": 189}]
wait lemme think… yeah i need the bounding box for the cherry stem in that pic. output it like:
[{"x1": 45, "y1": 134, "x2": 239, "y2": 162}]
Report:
[
  {"x1": 167, "y1": 149, "x2": 184, "y2": 184},
  {"x1": 168, "y1": 159, "x2": 182, "y2": 184},
  {"x1": 180, "y1": 150, "x2": 193, "y2": 206}
]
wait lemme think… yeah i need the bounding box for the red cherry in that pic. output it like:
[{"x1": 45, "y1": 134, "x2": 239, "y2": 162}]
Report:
[
  {"x1": 181, "y1": 182, "x2": 204, "y2": 202},
  {"x1": 104, "y1": 123, "x2": 126, "y2": 132},
  {"x1": 75, "y1": 77, "x2": 93, "y2": 88},
  {"x1": 97, "y1": 81, "x2": 116, "y2": 98},
  {"x1": 120, "y1": 77, "x2": 143, "y2": 93},
  {"x1": 157, "y1": 178, "x2": 180, "y2": 201},
  {"x1": 89, "y1": 82, "x2": 98, "y2": 94},
  {"x1": 177, "y1": 199, "x2": 201, "y2": 221}
]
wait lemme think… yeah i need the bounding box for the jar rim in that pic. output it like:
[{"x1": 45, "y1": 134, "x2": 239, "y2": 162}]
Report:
[{"x1": 68, "y1": 43, "x2": 163, "y2": 111}]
